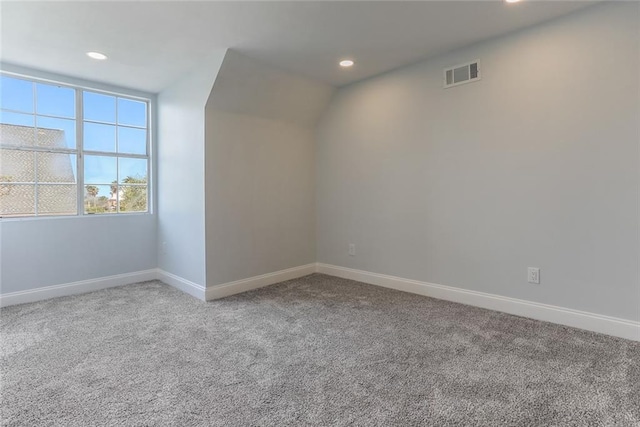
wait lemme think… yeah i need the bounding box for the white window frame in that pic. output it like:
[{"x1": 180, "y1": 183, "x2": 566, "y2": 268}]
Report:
[{"x1": 0, "y1": 70, "x2": 153, "y2": 219}]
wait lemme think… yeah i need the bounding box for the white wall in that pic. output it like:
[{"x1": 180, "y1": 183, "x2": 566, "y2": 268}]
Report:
[
  {"x1": 0, "y1": 66, "x2": 157, "y2": 294},
  {"x1": 205, "y1": 51, "x2": 333, "y2": 286},
  {"x1": 1, "y1": 216, "x2": 156, "y2": 293},
  {"x1": 316, "y1": 2, "x2": 639, "y2": 321},
  {"x1": 157, "y1": 50, "x2": 227, "y2": 287},
  {"x1": 204, "y1": 111, "x2": 318, "y2": 286}
]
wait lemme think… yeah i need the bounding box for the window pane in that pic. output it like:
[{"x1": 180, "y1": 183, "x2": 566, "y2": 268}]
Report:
[
  {"x1": 1, "y1": 111, "x2": 35, "y2": 128},
  {"x1": 84, "y1": 184, "x2": 114, "y2": 214},
  {"x1": 83, "y1": 91, "x2": 115, "y2": 123},
  {"x1": 0, "y1": 122, "x2": 36, "y2": 148},
  {"x1": 0, "y1": 149, "x2": 35, "y2": 182},
  {"x1": 84, "y1": 122, "x2": 115, "y2": 152},
  {"x1": 36, "y1": 153, "x2": 76, "y2": 183},
  {"x1": 117, "y1": 98, "x2": 146, "y2": 127},
  {"x1": 36, "y1": 83, "x2": 75, "y2": 118},
  {"x1": 118, "y1": 157, "x2": 147, "y2": 184},
  {"x1": 37, "y1": 184, "x2": 77, "y2": 215},
  {"x1": 118, "y1": 127, "x2": 146, "y2": 154},
  {"x1": 37, "y1": 116, "x2": 76, "y2": 149},
  {"x1": 119, "y1": 185, "x2": 147, "y2": 212},
  {"x1": 0, "y1": 184, "x2": 35, "y2": 216},
  {"x1": 0, "y1": 76, "x2": 34, "y2": 113},
  {"x1": 84, "y1": 155, "x2": 116, "y2": 184}
]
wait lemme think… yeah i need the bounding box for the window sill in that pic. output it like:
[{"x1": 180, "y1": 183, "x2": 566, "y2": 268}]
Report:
[{"x1": 0, "y1": 212, "x2": 153, "y2": 222}]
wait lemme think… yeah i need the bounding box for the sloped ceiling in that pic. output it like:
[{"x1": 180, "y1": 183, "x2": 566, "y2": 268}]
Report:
[
  {"x1": 207, "y1": 50, "x2": 334, "y2": 128},
  {"x1": 0, "y1": 1, "x2": 597, "y2": 92}
]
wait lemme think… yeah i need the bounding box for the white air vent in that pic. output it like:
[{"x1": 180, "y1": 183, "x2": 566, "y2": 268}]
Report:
[{"x1": 444, "y1": 60, "x2": 480, "y2": 88}]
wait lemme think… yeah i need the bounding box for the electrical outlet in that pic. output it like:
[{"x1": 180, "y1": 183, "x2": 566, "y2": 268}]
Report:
[
  {"x1": 348, "y1": 243, "x2": 356, "y2": 256},
  {"x1": 161, "y1": 241, "x2": 167, "y2": 255},
  {"x1": 528, "y1": 267, "x2": 540, "y2": 284}
]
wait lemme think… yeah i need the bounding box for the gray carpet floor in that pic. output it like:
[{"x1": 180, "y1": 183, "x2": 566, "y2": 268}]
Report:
[{"x1": 1, "y1": 273, "x2": 639, "y2": 426}]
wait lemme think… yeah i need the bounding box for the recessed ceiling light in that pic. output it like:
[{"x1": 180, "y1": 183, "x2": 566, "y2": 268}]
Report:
[
  {"x1": 339, "y1": 60, "x2": 354, "y2": 68},
  {"x1": 505, "y1": 0, "x2": 521, "y2": 3},
  {"x1": 86, "y1": 51, "x2": 108, "y2": 60}
]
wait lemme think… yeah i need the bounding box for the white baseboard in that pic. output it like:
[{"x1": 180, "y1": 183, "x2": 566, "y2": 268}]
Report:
[
  {"x1": 1, "y1": 263, "x2": 316, "y2": 308},
  {"x1": 156, "y1": 269, "x2": 206, "y2": 301},
  {"x1": 206, "y1": 263, "x2": 316, "y2": 300},
  {"x1": 0, "y1": 269, "x2": 158, "y2": 308},
  {"x1": 316, "y1": 263, "x2": 640, "y2": 342},
  {"x1": 5, "y1": 262, "x2": 636, "y2": 342}
]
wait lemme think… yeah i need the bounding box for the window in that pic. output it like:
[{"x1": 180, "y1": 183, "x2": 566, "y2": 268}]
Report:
[{"x1": 0, "y1": 74, "x2": 150, "y2": 218}]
